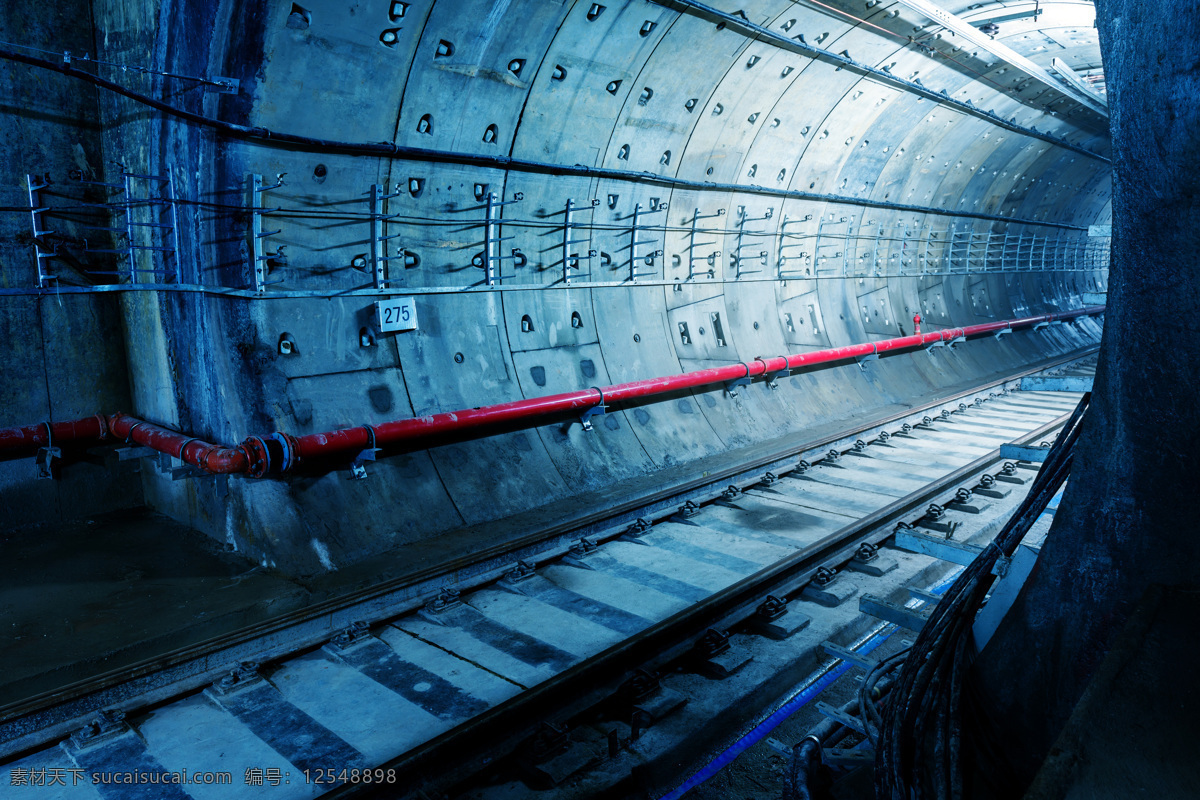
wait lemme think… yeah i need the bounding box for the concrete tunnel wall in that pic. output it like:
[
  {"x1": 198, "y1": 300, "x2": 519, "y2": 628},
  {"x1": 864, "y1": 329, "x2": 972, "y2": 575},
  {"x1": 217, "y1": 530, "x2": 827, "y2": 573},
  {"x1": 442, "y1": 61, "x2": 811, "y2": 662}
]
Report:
[{"x1": 2, "y1": 0, "x2": 1111, "y2": 576}]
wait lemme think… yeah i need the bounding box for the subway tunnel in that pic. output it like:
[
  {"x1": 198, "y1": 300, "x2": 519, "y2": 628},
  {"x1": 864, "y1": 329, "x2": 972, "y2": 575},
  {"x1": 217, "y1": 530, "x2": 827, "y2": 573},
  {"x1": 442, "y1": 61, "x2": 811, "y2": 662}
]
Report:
[{"x1": 7, "y1": 0, "x2": 1192, "y2": 797}]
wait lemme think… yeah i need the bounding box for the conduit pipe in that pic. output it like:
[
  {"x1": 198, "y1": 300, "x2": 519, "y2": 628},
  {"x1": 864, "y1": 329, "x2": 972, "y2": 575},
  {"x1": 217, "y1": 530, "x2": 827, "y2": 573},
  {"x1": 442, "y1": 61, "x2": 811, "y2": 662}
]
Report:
[{"x1": 0, "y1": 307, "x2": 1103, "y2": 478}]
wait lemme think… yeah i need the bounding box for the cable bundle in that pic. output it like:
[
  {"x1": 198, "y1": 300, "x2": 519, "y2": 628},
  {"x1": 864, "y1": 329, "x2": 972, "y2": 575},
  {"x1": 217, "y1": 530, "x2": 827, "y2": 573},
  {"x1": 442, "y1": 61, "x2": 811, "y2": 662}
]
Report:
[{"x1": 870, "y1": 392, "x2": 1091, "y2": 799}]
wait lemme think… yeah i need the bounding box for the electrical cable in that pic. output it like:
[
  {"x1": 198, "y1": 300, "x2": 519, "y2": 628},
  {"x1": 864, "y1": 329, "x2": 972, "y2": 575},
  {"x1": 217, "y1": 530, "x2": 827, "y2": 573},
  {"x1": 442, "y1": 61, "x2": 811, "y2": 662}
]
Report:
[
  {"x1": 874, "y1": 391, "x2": 1090, "y2": 798},
  {"x1": 0, "y1": 46, "x2": 1103, "y2": 227}
]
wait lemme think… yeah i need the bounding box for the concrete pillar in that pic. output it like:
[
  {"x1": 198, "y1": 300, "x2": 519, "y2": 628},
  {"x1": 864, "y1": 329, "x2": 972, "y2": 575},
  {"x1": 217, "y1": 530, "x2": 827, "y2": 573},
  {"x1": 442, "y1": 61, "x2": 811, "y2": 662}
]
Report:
[{"x1": 974, "y1": 0, "x2": 1200, "y2": 789}]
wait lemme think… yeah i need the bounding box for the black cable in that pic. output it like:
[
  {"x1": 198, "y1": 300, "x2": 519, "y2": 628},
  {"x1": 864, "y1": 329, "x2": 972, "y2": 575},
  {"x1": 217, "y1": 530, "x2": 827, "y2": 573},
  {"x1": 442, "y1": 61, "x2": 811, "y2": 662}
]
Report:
[
  {"x1": 0, "y1": 46, "x2": 1092, "y2": 232},
  {"x1": 876, "y1": 392, "x2": 1090, "y2": 799}
]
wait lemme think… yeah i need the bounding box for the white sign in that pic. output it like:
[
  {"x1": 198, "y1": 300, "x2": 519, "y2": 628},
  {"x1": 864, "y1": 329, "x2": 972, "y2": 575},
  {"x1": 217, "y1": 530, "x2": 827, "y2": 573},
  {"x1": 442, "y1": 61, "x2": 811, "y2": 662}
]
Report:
[{"x1": 376, "y1": 297, "x2": 418, "y2": 333}]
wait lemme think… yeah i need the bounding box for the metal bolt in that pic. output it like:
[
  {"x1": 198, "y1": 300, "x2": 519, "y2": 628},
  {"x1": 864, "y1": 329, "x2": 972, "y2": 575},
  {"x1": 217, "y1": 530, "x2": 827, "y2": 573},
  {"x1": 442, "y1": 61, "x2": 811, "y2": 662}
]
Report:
[
  {"x1": 813, "y1": 566, "x2": 837, "y2": 586},
  {"x1": 570, "y1": 537, "x2": 598, "y2": 556},
  {"x1": 854, "y1": 542, "x2": 879, "y2": 562},
  {"x1": 626, "y1": 518, "x2": 652, "y2": 538},
  {"x1": 756, "y1": 595, "x2": 788, "y2": 621},
  {"x1": 331, "y1": 621, "x2": 370, "y2": 649},
  {"x1": 505, "y1": 560, "x2": 536, "y2": 583},
  {"x1": 694, "y1": 628, "x2": 731, "y2": 658}
]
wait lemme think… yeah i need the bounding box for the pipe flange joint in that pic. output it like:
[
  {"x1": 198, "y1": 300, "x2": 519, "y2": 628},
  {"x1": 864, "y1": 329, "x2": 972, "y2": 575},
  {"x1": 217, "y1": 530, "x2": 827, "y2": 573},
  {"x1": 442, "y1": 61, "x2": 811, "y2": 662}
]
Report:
[
  {"x1": 243, "y1": 433, "x2": 299, "y2": 477},
  {"x1": 268, "y1": 432, "x2": 298, "y2": 472},
  {"x1": 243, "y1": 436, "x2": 271, "y2": 478}
]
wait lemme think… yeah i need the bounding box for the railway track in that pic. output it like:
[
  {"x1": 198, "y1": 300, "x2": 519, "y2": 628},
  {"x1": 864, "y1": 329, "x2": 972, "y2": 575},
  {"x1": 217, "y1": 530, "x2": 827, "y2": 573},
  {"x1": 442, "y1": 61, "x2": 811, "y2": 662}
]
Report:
[{"x1": 2, "y1": 355, "x2": 1096, "y2": 800}]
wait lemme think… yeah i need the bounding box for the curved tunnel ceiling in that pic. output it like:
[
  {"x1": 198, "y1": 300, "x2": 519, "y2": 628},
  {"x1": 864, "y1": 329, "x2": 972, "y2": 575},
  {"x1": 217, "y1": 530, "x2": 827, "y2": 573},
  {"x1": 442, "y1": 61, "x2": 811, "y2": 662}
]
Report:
[{"x1": 19, "y1": 0, "x2": 1110, "y2": 575}]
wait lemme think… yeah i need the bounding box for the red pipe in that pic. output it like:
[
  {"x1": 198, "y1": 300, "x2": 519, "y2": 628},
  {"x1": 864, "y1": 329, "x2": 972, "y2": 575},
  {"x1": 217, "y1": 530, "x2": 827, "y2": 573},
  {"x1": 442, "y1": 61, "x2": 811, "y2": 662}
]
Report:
[{"x1": 0, "y1": 306, "x2": 1103, "y2": 477}]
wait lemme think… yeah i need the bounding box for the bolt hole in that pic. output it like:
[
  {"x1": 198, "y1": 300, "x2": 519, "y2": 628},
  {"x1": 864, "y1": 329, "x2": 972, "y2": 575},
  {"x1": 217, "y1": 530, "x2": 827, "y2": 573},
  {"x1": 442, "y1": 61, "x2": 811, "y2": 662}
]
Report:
[{"x1": 286, "y1": 3, "x2": 311, "y2": 29}]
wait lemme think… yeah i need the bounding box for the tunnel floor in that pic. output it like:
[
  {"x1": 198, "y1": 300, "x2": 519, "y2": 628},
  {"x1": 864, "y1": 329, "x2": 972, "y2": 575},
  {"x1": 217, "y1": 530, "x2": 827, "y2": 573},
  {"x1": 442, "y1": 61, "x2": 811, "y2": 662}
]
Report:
[{"x1": 0, "y1": 509, "x2": 311, "y2": 707}]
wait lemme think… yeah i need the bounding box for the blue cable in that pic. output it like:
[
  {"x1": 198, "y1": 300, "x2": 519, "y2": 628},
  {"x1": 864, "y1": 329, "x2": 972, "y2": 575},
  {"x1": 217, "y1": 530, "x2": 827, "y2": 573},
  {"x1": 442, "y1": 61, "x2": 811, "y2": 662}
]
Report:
[{"x1": 658, "y1": 571, "x2": 959, "y2": 800}]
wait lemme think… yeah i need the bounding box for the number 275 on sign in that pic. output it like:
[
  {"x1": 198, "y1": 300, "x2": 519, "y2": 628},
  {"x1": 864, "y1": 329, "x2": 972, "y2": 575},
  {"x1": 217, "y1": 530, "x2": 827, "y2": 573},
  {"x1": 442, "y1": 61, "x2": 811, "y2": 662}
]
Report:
[{"x1": 375, "y1": 297, "x2": 418, "y2": 333}]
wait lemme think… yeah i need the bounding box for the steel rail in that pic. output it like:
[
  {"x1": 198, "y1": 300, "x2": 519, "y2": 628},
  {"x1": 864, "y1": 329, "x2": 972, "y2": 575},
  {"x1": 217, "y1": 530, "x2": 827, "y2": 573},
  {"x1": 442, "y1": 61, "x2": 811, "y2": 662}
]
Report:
[
  {"x1": 328, "y1": 408, "x2": 1079, "y2": 799},
  {"x1": 0, "y1": 347, "x2": 1095, "y2": 760},
  {"x1": 0, "y1": 307, "x2": 1104, "y2": 478}
]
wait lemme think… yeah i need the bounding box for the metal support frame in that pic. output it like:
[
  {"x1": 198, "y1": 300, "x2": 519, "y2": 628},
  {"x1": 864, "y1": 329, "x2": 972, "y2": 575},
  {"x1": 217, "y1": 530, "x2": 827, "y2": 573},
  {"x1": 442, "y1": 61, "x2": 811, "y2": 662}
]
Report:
[
  {"x1": 561, "y1": 198, "x2": 598, "y2": 285},
  {"x1": 164, "y1": 174, "x2": 182, "y2": 283},
  {"x1": 13, "y1": 170, "x2": 1109, "y2": 294},
  {"x1": 122, "y1": 172, "x2": 137, "y2": 282},
  {"x1": 629, "y1": 203, "x2": 665, "y2": 283},
  {"x1": 26, "y1": 175, "x2": 56, "y2": 288},
  {"x1": 479, "y1": 191, "x2": 524, "y2": 287},
  {"x1": 777, "y1": 213, "x2": 812, "y2": 278},
  {"x1": 123, "y1": 172, "x2": 182, "y2": 284},
  {"x1": 369, "y1": 184, "x2": 403, "y2": 290},
  {"x1": 732, "y1": 205, "x2": 770, "y2": 280},
  {"x1": 247, "y1": 174, "x2": 276, "y2": 293},
  {"x1": 894, "y1": 529, "x2": 983, "y2": 566},
  {"x1": 1048, "y1": 57, "x2": 1108, "y2": 109},
  {"x1": 894, "y1": 0, "x2": 1108, "y2": 117},
  {"x1": 814, "y1": 215, "x2": 849, "y2": 276},
  {"x1": 999, "y1": 443, "x2": 1051, "y2": 462},
  {"x1": 859, "y1": 593, "x2": 932, "y2": 632},
  {"x1": 688, "y1": 207, "x2": 723, "y2": 281}
]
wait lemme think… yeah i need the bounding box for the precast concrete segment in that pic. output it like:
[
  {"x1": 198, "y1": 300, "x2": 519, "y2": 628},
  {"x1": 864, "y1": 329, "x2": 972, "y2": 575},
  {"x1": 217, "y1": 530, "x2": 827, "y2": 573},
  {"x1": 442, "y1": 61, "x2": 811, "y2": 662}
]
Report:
[
  {"x1": 0, "y1": 47, "x2": 1101, "y2": 230},
  {"x1": 646, "y1": 0, "x2": 1108, "y2": 159},
  {"x1": 0, "y1": 308, "x2": 1106, "y2": 475}
]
